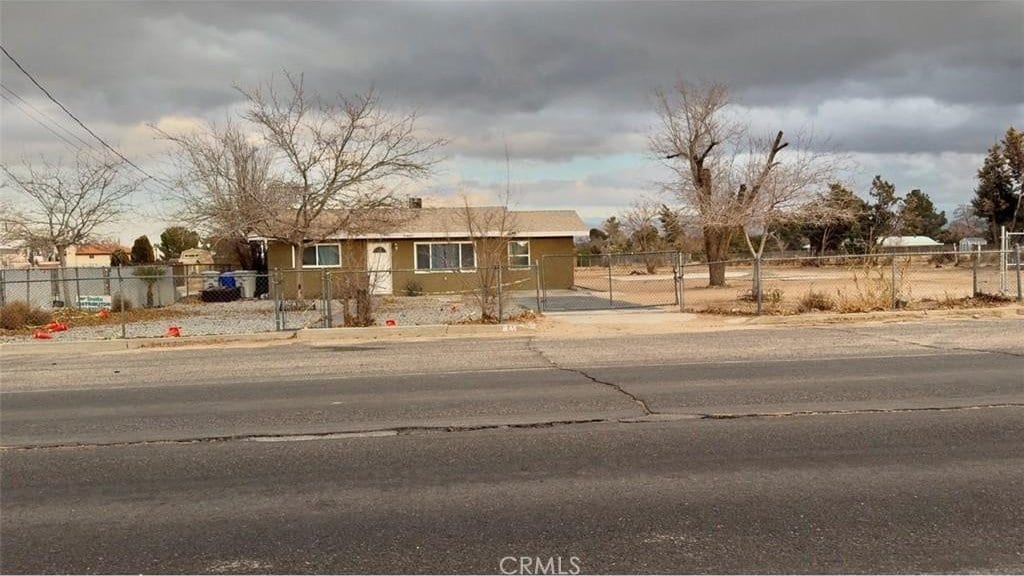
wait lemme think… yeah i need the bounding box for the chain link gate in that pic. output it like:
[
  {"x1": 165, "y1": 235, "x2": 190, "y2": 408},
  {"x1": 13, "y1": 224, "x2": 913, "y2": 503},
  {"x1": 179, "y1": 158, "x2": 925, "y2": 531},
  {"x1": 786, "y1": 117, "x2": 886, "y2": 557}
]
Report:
[{"x1": 538, "y1": 251, "x2": 682, "y2": 312}]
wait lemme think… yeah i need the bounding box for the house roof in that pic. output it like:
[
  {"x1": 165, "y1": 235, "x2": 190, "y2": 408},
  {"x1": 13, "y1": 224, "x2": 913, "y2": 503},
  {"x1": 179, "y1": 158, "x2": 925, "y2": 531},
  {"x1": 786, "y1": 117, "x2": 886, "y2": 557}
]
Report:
[
  {"x1": 876, "y1": 235, "x2": 943, "y2": 247},
  {"x1": 255, "y1": 207, "x2": 589, "y2": 240},
  {"x1": 75, "y1": 243, "x2": 125, "y2": 255}
]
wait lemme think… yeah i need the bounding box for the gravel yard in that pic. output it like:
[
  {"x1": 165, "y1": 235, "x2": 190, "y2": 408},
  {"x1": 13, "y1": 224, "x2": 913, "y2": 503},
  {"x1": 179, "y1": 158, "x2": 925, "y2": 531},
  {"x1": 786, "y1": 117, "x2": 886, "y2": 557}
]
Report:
[{"x1": 2, "y1": 294, "x2": 537, "y2": 342}]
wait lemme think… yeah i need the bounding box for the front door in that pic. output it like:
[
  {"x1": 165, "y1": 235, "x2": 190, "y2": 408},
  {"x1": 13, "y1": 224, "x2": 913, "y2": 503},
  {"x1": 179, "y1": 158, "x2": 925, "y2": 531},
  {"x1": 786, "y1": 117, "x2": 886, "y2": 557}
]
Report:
[{"x1": 366, "y1": 242, "x2": 393, "y2": 295}]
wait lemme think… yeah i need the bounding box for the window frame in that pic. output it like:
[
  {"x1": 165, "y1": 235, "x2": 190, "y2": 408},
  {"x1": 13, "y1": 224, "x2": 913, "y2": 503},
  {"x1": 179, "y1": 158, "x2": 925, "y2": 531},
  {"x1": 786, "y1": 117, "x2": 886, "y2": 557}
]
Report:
[
  {"x1": 507, "y1": 240, "x2": 531, "y2": 269},
  {"x1": 301, "y1": 243, "x2": 343, "y2": 268},
  {"x1": 414, "y1": 241, "x2": 477, "y2": 273}
]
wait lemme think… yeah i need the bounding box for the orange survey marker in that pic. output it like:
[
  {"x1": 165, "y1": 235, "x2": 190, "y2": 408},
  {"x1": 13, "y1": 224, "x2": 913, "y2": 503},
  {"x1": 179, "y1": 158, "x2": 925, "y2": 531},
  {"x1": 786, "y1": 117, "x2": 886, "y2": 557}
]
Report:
[
  {"x1": 97, "y1": 308, "x2": 110, "y2": 319},
  {"x1": 385, "y1": 319, "x2": 397, "y2": 326},
  {"x1": 165, "y1": 326, "x2": 181, "y2": 337},
  {"x1": 32, "y1": 330, "x2": 53, "y2": 340}
]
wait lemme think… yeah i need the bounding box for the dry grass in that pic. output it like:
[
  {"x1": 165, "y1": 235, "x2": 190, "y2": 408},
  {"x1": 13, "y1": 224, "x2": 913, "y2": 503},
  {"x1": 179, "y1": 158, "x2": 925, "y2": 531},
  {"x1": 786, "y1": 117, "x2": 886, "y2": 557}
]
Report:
[
  {"x1": 796, "y1": 290, "x2": 836, "y2": 313},
  {"x1": 0, "y1": 302, "x2": 53, "y2": 330}
]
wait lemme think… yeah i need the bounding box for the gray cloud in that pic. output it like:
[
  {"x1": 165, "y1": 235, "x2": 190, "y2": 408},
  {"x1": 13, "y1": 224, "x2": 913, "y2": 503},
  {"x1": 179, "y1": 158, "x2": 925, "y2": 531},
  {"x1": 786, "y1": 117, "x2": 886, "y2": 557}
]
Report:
[{"x1": 1, "y1": 0, "x2": 1021, "y2": 225}]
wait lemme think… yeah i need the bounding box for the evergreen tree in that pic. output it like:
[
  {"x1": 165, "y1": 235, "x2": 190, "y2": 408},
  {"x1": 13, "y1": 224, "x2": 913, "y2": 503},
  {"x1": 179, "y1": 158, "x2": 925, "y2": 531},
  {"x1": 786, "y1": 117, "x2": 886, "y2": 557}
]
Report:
[
  {"x1": 1001, "y1": 126, "x2": 1023, "y2": 231},
  {"x1": 109, "y1": 248, "x2": 131, "y2": 267},
  {"x1": 971, "y1": 144, "x2": 1016, "y2": 241},
  {"x1": 899, "y1": 189, "x2": 946, "y2": 239},
  {"x1": 600, "y1": 216, "x2": 628, "y2": 252},
  {"x1": 157, "y1": 226, "x2": 201, "y2": 260},
  {"x1": 803, "y1": 183, "x2": 868, "y2": 255},
  {"x1": 658, "y1": 205, "x2": 683, "y2": 248},
  {"x1": 131, "y1": 235, "x2": 155, "y2": 264},
  {"x1": 864, "y1": 175, "x2": 900, "y2": 249}
]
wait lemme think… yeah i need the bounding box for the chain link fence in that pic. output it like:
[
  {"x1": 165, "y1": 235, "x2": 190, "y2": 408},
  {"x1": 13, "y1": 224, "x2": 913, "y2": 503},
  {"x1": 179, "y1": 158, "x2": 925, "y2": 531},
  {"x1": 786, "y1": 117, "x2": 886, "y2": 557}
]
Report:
[
  {"x1": 2, "y1": 249, "x2": 1020, "y2": 341},
  {"x1": 539, "y1": 252, "x2": 682, "y2": 311},
  {"x1": 691, "y1": 249, "x2": 1022, "y2": 315},
  {"x1": 0, "y1": 265, "x2": 276, "y2": 341}
]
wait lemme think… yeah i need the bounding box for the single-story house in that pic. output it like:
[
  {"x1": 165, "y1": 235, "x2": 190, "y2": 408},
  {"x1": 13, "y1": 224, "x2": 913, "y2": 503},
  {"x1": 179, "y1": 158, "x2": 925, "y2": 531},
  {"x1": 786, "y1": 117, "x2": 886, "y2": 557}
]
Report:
[{"x1": 258, "y1": 206, "x2": 587, "y2": 298}]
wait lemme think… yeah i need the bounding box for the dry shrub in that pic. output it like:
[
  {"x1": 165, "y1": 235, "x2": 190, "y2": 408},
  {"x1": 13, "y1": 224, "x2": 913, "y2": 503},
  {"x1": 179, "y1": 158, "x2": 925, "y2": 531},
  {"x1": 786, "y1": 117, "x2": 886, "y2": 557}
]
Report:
[
  {"x1": 0, "y1": 302, "x2": 53, "y2": 330},
  {"x1": 111, "y1": 293, "x2": 134, "y2": 312},
  {"x1": 835, "y1": 263, "x2": 895, "y2": 313},
  {"x1": 737, "y1": 287, "x2": 784, "y2": 307},
  {"x1": 797, "y1": 290, "x2": 836, "y2": 313}
]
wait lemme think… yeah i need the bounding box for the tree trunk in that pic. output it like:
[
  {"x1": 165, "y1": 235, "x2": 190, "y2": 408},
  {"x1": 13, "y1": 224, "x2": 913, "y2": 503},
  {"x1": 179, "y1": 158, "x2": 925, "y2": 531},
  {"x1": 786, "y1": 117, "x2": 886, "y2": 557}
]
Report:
[
  {"x1": 57, "y1": 245, "x2": 72, "y2": 308},
  {"x1": 703, "y1": 226, "x2": 732, "y2": 287}
]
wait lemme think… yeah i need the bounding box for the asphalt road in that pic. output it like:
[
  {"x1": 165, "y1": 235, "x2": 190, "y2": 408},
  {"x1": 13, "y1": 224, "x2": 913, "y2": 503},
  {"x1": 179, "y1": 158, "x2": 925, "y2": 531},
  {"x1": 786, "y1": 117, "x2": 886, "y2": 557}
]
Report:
[{"x1": 2, "y1": 318, "x2": 1023, "y2": 573}]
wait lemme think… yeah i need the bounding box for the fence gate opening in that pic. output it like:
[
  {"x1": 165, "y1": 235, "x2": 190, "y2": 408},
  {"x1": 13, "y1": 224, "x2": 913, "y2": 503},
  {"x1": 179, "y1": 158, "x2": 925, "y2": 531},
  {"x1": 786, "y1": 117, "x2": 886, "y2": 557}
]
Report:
[{"x1": 538, "y1": 252, "x2": 681, "y2": 312}]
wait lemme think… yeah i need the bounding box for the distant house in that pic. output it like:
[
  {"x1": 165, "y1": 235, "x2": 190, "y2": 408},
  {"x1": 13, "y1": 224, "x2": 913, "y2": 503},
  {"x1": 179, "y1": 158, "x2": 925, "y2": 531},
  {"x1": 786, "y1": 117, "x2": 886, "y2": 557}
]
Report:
[
  {"x1": 958, "y1": 237, "x2": 988, "y2": 252},
  {"x1": 256, "y1": 206, "x2": 588, "y2": 297},
  {"x1": 876, "y1": 236, "x2": 943, "y2": 253},
  {"x1": 66, "y1": 243, "x2": 126, "y2": 267},
  {"x1": 177, "y1": 248, "x2": 215, "y2": 266},
  {"x1": 0, "y1": 242, "x2": 30, "y2": 269}
]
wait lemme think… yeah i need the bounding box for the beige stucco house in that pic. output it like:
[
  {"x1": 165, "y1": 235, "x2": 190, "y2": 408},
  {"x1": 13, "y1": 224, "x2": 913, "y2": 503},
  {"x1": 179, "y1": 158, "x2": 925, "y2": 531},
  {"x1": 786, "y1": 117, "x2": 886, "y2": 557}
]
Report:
[{"x1": 260, "y1": 206, "x2": 587, "y2": 298}]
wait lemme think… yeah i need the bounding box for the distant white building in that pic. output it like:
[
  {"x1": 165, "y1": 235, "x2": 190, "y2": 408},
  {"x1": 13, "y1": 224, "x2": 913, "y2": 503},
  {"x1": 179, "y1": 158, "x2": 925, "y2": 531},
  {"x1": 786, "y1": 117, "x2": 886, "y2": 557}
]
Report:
[
  {"x1": 876, "y1": 236, "x2": 943, "y2": 250},
  {"x1": 958, "y1": 237, "x2": 988, "y2": 252}
]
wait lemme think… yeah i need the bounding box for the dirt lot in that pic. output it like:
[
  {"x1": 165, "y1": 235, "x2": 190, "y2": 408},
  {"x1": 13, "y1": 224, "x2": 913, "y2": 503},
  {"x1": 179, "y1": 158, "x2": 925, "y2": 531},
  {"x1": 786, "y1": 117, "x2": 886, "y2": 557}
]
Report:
[{"x1": 570, "y1": 261, "x2": 1017, "y2": 314}]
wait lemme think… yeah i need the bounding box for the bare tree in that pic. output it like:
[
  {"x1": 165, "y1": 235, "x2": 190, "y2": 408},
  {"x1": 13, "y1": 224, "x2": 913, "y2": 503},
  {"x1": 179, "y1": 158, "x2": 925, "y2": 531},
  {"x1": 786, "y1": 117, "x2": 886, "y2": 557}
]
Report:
[
  {"x1": 1, "y1": 153, "x2": 140, "y2": 304},
  {"x1": 238, "y1": 73, "x2": 445, "y2": 251},
  {"x1": 160, "y1": 72, "x2": 445, "y2": 297},
  {"x1": 459, "y1": 152, "x2": 518, "y2": 323},
  {"x1": 651, "y1": 82, "x2": 838, "y2": 286},
  {"x1": 155, "y1": 120, "x2": 276, "y2": 245},
  {"x1": 622, "y1": 200, "x2": 667, "y2": 273}
]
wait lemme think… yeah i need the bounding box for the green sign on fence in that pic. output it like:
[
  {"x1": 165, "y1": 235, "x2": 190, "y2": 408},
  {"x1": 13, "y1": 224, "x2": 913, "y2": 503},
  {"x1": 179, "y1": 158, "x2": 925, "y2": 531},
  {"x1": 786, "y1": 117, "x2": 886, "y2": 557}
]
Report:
[{"x1": 77, "y1": 295, "x2": 112, "y2": 310}]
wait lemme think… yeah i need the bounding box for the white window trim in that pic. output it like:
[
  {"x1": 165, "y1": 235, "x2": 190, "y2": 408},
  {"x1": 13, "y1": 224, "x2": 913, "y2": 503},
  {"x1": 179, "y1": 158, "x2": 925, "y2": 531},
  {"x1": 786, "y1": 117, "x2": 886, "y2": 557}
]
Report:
[
  {"x1": 301, "y1": 243, "x2": 343, "y2": 268},
  {"x1": 507, "y1": 240, "x2": 531, "y2": 269},
  {"x1": 414, "y1": 241, "x2": 477, "y2": 273}
]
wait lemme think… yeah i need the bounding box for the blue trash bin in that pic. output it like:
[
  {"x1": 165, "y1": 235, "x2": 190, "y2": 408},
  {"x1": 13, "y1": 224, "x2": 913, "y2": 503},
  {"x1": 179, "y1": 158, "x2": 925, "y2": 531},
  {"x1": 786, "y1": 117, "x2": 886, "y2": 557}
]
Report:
[{"x1": 219, "y1": 272, "x2": 236, "y2": 288}]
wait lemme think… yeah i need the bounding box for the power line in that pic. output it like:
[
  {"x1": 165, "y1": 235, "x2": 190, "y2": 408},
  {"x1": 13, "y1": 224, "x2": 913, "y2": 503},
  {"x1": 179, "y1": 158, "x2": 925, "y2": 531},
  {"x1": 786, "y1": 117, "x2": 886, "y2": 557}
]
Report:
[
  {"x1": 0, "y1": 44, "x2": 175, "y2": 192},
  {"x1": 0, "y1": 91, "x2": 102, "y2": 158},
  {"x1": 1, "y1": 82, "x2": 101, "y2": 152}
]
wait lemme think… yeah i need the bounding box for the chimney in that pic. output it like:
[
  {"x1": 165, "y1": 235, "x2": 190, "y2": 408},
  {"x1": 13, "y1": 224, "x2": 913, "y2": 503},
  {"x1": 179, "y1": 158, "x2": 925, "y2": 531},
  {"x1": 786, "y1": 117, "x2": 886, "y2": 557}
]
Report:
[{"x1": 408, "y1": 197, "x2": 423, "y2": 209}]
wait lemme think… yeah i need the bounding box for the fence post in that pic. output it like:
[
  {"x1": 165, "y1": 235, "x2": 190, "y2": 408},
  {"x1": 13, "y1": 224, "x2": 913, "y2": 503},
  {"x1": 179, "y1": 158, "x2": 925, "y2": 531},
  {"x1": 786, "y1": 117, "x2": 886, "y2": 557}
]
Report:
[
  {"x1": 25, "y1": 268, "x2": 31, "y2": 305},
  {"x1": 678, "y1": 253, "x2": 686, "y2": 312},
  {"x1": 325, "y1": 272, "x2": 334, "y2": 328},
  {"x1": 272, "y1": 268, "x2": 283, "y2": 331},
  {"x1": 116, "y1": 266, "x2": 126, "y2": 339},
  {"x1": 1016, "y1": 246, "x2": 1022, "y2": 303},
  {"x1": 533, "y1": 263, "x2": 542, "y2": 313},
  {"x1": 1000, "y1": 225, "x2": 1007, "y2": 293},
  {"x1": 972, "y1": 248, "x2": 979, "y2": 298},
  {"x1": 607, "y1": 255, "x2": 614, "y2": 306},
  {"x1": 754, "y1": 256, "x2": 763, "y2": 315},
  {"x1": 497, "y1": 266, "x2": 503, "y2": 322},
  {"x1": 74, "y1": 267, "x2": 81, "y2": 308},
  {"x1": 890, "y1": 255, "x2": 898, "y2": 310}
]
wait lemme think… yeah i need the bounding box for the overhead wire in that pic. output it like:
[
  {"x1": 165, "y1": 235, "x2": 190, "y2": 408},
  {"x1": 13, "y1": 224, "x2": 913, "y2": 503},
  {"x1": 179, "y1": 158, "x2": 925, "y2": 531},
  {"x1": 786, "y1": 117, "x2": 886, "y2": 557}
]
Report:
[
  {"x1": 1, "y1": 82, "x2": 102, "y2": 152},
  {"x1": 0, "y1": 44, "x2": 178, "y2": 195}
]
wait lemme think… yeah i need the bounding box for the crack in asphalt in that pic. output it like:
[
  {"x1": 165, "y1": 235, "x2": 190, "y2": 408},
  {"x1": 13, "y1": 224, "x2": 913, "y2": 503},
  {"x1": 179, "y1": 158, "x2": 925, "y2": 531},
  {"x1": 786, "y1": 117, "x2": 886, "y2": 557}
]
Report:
[
  {"x1": 816, "y1": 325, "x2": 1024, "y2": 358},
  {"x1": 526, "y1": 337, "x2": 655, "y2": 416},
  {"x1": 5, "y1": 403, "x2": 1020, "y2": 453}
]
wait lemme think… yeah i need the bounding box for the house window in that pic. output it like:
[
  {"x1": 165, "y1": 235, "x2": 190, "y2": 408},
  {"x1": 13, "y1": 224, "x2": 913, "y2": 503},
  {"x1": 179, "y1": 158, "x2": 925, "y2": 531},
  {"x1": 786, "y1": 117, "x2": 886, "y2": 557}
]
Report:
[
  {"x1": 301, "y1": 243, "x2": 341, "y2": 267},
  {"x1": 508, "y1": 240, "x2": 530, "y2": 268},
  {"x1": 415, "y1": 242, "x2": 475, "y2": 271}
]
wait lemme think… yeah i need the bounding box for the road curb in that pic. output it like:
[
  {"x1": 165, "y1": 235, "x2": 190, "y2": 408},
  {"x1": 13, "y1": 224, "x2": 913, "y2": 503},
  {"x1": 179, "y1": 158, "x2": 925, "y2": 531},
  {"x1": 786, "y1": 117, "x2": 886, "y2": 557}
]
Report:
[
  {"x1": 295, "y1": 322, "x2": 538, "y2": 341},
  {"x1": 0, "y1": 323, "x2": 540, "y2": 355}
]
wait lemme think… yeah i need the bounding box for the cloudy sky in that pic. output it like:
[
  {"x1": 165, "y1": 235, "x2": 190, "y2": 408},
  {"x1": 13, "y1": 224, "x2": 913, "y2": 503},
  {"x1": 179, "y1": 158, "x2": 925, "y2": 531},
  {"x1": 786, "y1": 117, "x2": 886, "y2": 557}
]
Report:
[{"x1": 1, "y1": 1, "x2": 1022, "y2": 241}]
